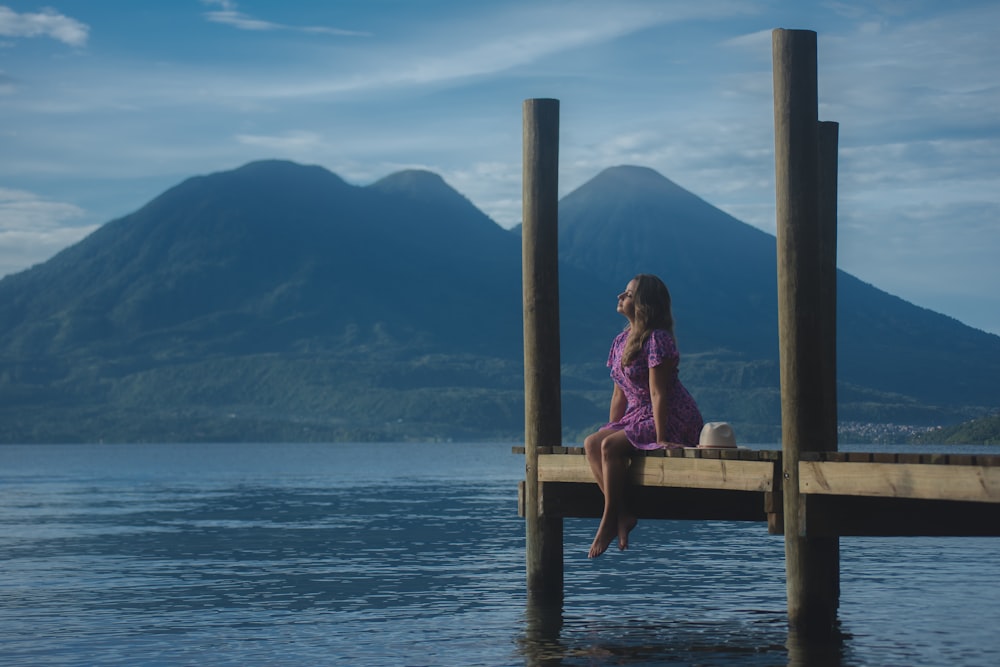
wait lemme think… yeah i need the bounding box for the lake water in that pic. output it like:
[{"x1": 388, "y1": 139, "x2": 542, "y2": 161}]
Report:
[{"x1": 1, "y1": 441, "x2": 999, "y2": 666}]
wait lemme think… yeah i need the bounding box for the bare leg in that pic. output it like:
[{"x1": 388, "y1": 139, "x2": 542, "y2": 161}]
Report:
[
  {"x1": 588, "y1": 430, "x2": 636, "y2": 558},
  {"x1": 585, "y1": 429, "x2": 638, "y2": 551},
  {"x1": 584, "y1": 428, "x2": 617, "y2": 495}
]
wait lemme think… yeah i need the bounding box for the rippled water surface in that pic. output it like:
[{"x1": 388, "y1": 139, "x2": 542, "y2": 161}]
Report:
[{"x1": 1, "y1": 442, "x2": 999, "y2": 666}]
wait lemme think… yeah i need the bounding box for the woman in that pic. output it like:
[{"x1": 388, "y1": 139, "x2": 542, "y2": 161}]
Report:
[{"x1": 584, "y1": 274, "x2": 703, "y2": 558}]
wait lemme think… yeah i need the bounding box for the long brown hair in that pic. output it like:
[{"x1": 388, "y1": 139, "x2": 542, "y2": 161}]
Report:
[{"x1": 621, "y1": 274, "x2": 675, "y2": 366}]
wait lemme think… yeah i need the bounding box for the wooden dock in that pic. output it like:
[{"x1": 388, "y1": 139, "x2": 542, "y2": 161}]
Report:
[
  {"x1": 518, "y1": 28, "x2": 998, "y2": 640},
  {"x1": 515, "y1": 447, "x2": 1000, "y2": 537}
]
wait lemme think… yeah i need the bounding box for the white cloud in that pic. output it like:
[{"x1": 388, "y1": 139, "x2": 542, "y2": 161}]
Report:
[
  {"x1": 0, "y1": 6, "x2": 88, "y2": 47},
  {"x1": 191, "y1": 1, "x2": 751, "y2": 101},
  {"x1": 0, "y1": 187, "x2": 84, "y2": 229},
  {"x1": 0, "y1": 68, "x2": 14, "y2": 94},
  {"x1": 0, "y1": 187, "x2": 95, "y2": 277},
  {"x1": 201, "y1": 0, "x2": 370, "y2": 37},
  {"x1": 235, "y1": 131, "x2": 324, "y2": 152},
  {"x1": 445, "y1": 161, "x2": 523, "y2": 227}
]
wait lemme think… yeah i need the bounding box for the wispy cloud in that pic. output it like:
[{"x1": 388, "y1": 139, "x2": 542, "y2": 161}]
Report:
[
  {"x1": 0, "y1": 69, "x2": 15, "y2": 94},
  {"x1": 199, "y1": 2, "x2": 734, "y2": 100},
  {"x1": 6, "y1": 1, "x2": 742, "y2": 113},
  {"x1": 201, "y1": 0, "x2": 370, "y2": 37},
  {"x1": 0, "y1": 187, "x2": 94, "y2": 277},
  {"x1": 0, "y1": 187, "x2": 84, "y2": 229},
  {"x1": 0, "y1": 5, "x2": 88, "y2": 47}
]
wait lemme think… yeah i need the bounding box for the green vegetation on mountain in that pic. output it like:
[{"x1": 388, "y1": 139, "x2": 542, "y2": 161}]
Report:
[
  {"x1": 912, "y1": 413, "x2": 1000, "y2": 445},
  {"x1": 1, "y1": 160, "x2": 998, "y2": 444}
]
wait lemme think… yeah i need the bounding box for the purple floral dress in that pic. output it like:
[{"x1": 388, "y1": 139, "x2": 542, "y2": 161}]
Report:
[{"x1": 602, "y1": 328, "x2": 703, "y2": 449}]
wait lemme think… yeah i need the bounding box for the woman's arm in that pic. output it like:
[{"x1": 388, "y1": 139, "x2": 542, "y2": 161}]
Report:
[
  {"x1": 649, "y1": 361, "x2": 675, "y2": 445},
  {"x1": 609, "y1": 384, "x2": 626, "y2": 423}
]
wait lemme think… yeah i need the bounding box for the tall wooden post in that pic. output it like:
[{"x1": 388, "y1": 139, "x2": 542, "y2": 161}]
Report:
[
  {"x1": 522, "y1": 98, "x2": 563, "y2": 602},
  {"x1": 817, "y1": 120, "x2": 839, "y2": 454},
  {"x1": 815, "y1": 118, "x2": 842, "y2": 622},
  {"x1": 772, "y1": 29, "x2": 840, "y2": 638}
]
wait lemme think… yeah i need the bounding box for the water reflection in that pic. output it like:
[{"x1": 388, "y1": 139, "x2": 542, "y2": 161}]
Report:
[
  {"x1": 521, "y1": 599, "x2": 565, "y2": 666},
  {"x1": 519, "y1": 597, "x2": 800, "y2": 666},
  {"x1": 785, "y1": 628, "x2": 848, "y2": 667},
  {"x1": 518, "y1": 582, "x2": 857, "y2": 666}
]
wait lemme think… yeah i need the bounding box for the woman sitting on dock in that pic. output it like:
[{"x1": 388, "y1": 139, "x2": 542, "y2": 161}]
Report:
[{"x1": 584, "y1": 274, "x2": 704, "y2": 558}]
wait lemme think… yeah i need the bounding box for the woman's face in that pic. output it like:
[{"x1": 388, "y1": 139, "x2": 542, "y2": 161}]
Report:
[{"x1": 617, "y1": 279, "x2": 637, "y2": 321}]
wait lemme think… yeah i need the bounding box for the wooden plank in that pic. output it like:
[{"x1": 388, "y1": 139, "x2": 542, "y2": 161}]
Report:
[
  {"x1": 631, "y1": 456, "x2": 776, "y2": 492},
  {"x1": 799, "y1": 461, "x2": 1000, "y2": 503},
  {"x1": 536, "y1": 453, "x2": 775, "y2": 492},
  {"x1": 515, "y1": 448, "x2": 1000, "y2": 466},
  {"x1": 514, "y1": 446, "x2": 785, "y2": 460},
  {"x1": 535, "y1": 453, "x2": 591, "y2": 482}
]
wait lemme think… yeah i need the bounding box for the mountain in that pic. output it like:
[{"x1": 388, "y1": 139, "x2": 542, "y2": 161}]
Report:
[
  {"x1": 558, "y1": 165, "x2": 780, "y2": 356},
  {"x1": 557, "y1": 166, "x2": 1000, "y2": 433},
  {"x1": 0, "y1": 160, "x2": 607, "y2": 442},
  {"x1": 0, "y1": 160, "x2": 524, "y2": 358},
  {"x1": 1, "y1": 160, "x2": 997, "y2": 444}
]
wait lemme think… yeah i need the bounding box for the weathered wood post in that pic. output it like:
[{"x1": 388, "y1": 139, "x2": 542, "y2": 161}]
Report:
[
  {"x1": 522, "y1": 98, "x2": 563, "y2": 602},
  {"x1": 818, "y1": 120, "x2": 839, "y2": 457},
  {"x1": 815, "y1": 117, "x2": 841, "y2": 617},
  {"x1": 772, "y1": 29, "x2": 840, "y2": 637}
]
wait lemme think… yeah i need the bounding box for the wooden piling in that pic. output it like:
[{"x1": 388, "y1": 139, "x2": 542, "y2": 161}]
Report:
[
  {"x1": 817, "y1": 120, "x2": 839, "y2": 455},
  {"x1": 808, "y1": 119, "x2": 842, "y2": 631},
  {"x1": 772, "y1": 29, "x2": 840, "y2": 638},
  {"x1": 522, "y1": 98, "x2": 563, "y2": 602}
]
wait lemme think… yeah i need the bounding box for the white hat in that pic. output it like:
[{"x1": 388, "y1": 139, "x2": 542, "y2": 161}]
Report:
[{"x1": 698, "y1": 422, "x2": 737, "y2": 448}]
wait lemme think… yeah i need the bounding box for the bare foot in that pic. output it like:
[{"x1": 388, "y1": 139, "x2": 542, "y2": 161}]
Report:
[
  {"x1": 588, "y1": 522, "x2": 617, "y2": 558},
  {"x1": 617, "y1": 514, "x2": 637, "y2": 551}
]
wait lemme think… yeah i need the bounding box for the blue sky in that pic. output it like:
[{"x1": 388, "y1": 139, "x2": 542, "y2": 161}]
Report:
[{"x1": 2, "y1": 0, "x2": 999, "y2": 335}]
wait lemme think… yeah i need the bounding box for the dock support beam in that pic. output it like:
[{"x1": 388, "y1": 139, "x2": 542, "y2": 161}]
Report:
[
  {"x1": 772, "y1": 29, "x2": 840, "y2": 638},
  {"x1": 522, "y1": 98, "x2": 564, "y2": 603}
]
